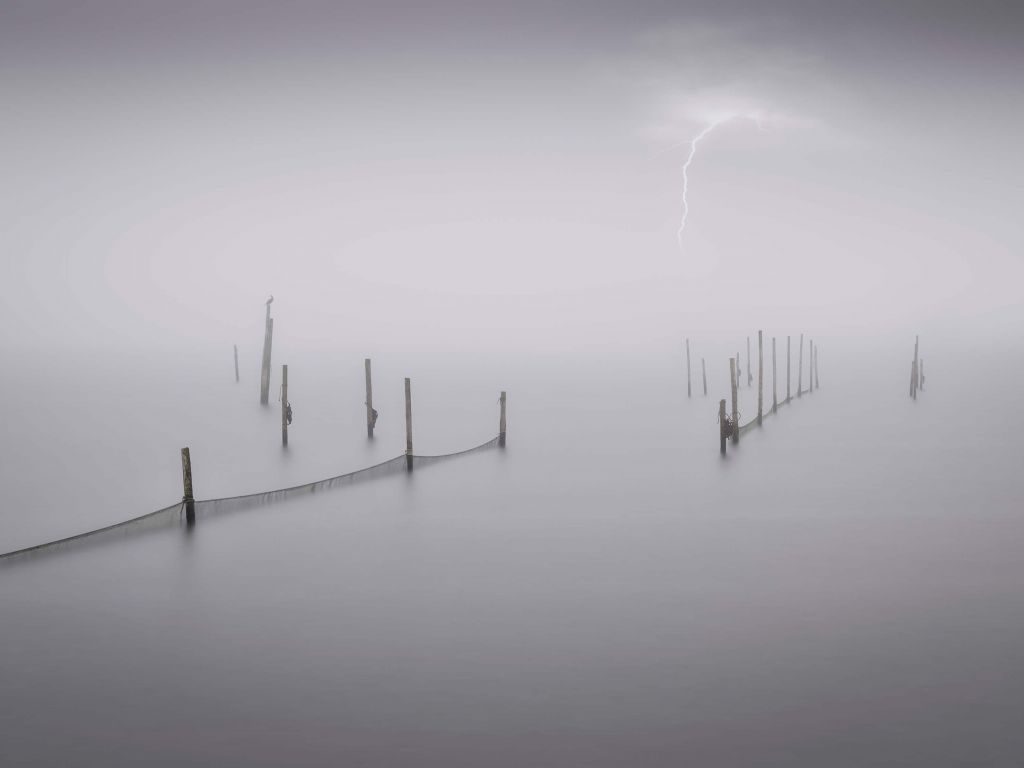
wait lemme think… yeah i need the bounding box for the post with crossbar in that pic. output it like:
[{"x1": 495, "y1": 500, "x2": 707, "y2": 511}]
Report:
[
  {"x1": 281, "y1": 364, "x2": 289, "y2": 447},
  {"x1": 797, "y1": 333, "x2": 804, "y2": 397},
  {"x1": 365, "y1": 358, "x2": 375, "y2": 439},
  {"x1": 719, "y1": 398, "x2": 727, "y2": 455},
  {"x1": 686, "y1": 338, "x2": 692, "y2": 398},
  {"x1": 499, "y1": 391, "x2": 507, "y2": 447},
  {"x1": 757, "y1": 330, "x2": 764, "y2": 426},
  {"x1": 405, "y1": 377, "x2": 413, "y2": 471},
  {"x1": 181, "y1": 447, "x2": 195, "y2": 527},
  {"x1": 702, "y1": 358, "x2": 708, "y2": 396},
  {"x1": 730, "y1": 357, "x2": 739, "y2": 445},
  {"x1": 772, "y1": 336, "x2": 778, "y2": 414}
]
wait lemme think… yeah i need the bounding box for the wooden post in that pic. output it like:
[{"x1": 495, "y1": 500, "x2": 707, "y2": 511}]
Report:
[
  {"x1": 909, "y1": 360, "x2": 916, "y2": 398},
  {"x1": 180, "y1": 447, "x2": 195, "y2": 526},
  {"x1": 730, "y1": 357, "x2": 739, "y2": 445},
  {"x1": 260, "y1": 315, "x2": 274, "y2": 405},
  {"x1": 499, "y1": 391, "x2": 507, "y2": 447},
  {"x1": 797, "y1": 333, "x2": 804, "y2": 397},
  {"x1": 719, "y1": 398, "x2": 727, "y2": 455},
  {"x1": 281, "y1": 364, "x2": 289, "y2": 446},
  {"x1": 364, "y1": 358, "x2": 374, "y2": 439},
  {"x1": 772, "y1": 336, "x2": 778, "y2": 413},
  {"x1": 786, "y1": 335, "x2": 791, "y2": 402},
  {"x1": 234, "y1": 344, "x2": 239, "y2": 383},
  {"x1": 702, "y1": 358, "x2": 708, "y2": 396},
  {"x1": 747, "y1": 336, "x2": 752, "y2": 387},
  {"x1": 757, "y1": 330, "x2": 764, "y2": 425},
  {"x1": 405, "y1": 377, "x2": 413, "y2": 471},
  {"x1": 686, "y1": 338, "x2": 692, "y2": 398}
]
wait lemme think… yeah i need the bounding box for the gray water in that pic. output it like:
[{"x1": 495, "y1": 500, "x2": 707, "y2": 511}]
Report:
[{"x1": 2, "y1": 341, "x2": 1023, "y2": 767}]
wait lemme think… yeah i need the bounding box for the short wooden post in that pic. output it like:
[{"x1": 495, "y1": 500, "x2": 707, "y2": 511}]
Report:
[
  {"x1": 181, "y1": 447, "x2": 195, "y2": 526},
  {"x1": 499, "y1": 391, "x2": 507, "y2": 447},
  {"x1": 686, "y1": 338, "x2": 692, "y2": 398},
  {"x1": 260, "y1": 315, "x2": 274, "y2": 405},
  {"x1": 404, "y1": 377, "x2": 413, "y2": 471},
  {"x1": 747, "y1": 336, "x2": 752, "y2": 387},
  {"x1": 730, "y1": 357, "x2": 739, "y2": 445},
  {"x1": 234, "y1": 344, "x2": 239, "y2": 383},
  {"x1": 702, "y1": 358, "x2": 708, "y2": 396},
  {"x1": 797, "y1": 333, "x2": 804, "y2": 397},
  {"x1": 772, "y1": 336, "x2": 778, "y2": 413},
  {"x1": 719, "y1": 398, "x2": 727, "y2": 455},
  {"x1": 757, "y1": 330, "x2": 764, "y2": 425},
  {"x1": 364, "y1": 358, "x2": 374, "y2": 438},
  {"x1": 281, "y1": 364, "x2": 289, "y2": 446},
  {"x1": 786, "y1": 335, "x2": 791, "y2": 402}
]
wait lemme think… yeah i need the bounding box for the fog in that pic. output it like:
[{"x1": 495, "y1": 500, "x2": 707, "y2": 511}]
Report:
[{"x1": 2, "y1": 2, "x2": 1023, "y2": 765}]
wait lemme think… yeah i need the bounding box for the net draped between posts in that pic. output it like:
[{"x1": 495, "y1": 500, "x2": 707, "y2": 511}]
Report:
[{"x1": 0, "y1": 436, "x2": 500, "y2": 565}]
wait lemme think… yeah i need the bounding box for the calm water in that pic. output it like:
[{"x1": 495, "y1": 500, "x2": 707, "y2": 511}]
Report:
[{"x1": 2, "y1": 341, "x2": 1023, "y2": 766}]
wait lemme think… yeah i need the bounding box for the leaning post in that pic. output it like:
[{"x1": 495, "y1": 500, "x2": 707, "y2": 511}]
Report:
[
  {"x1": 180, "y1": 447, "x2": 195, "y2": 526},
  {"x1": 405, "y1": 377, "x2": 413, "y2": 471}
]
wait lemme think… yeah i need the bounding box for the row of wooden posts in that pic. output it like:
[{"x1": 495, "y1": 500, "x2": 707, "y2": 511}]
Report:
[
  {"x1": 909, "y1": 335, "x2": 925, "y2": 399},
  {"x1": 700, "y1": 331, "x2": 820, "y2": 455}
]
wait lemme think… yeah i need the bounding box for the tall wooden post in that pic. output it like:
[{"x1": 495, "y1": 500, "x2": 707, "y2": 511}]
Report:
[
  {"x1": 757, "y1": 330, "x2": 764, "y2": 425},
  {"x1": 686, "y1": 338, "x2": 692, "y2": 398},
  {"x1": 405, "y1": 377, "x2": 413, "y2": 471},
  {"x1": 499, "y1": 391, "x2": 507, "y2": 447},
  {"x1": 730, "y1": 357, "x2": 739, "y2": 445},
  {"x1": 702, "y1": 358, "x2": 708, "y2": 396},
  {"x1": 180, "y1": 447, "x2": 195, "y2": 526},
  {"x1": 747, "y1": 336, "x2": 752, "y2": 387},
  {"x1": 797, "y1": 333, "x2": 804, "y2": 397},
  {"x1": 281, "y1": 364, "x2": 289, "y2": 446},
  {"x1": 772, "y1": 336, "x2": 778, "y2": 413},
  {"x1": 719, "y1": 398, "x2": 727, "y2": 455},
  {"x1": 364, "y1": 358, "x2": 374, "y2": 438},
  {"x1": 786, "y1": 335, "x2": 791, "y2": 402},
  {"x1": 234, "y1": 345, "x2": 239, "y2": 383},
  {"x1": 260, "y1": 313, "x2": 274, "y2": 405}
]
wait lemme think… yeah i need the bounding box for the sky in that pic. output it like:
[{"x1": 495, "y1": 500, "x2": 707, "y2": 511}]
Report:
[{"x1": 1, "y1": 0, "x2": 1021, "y2": 354}]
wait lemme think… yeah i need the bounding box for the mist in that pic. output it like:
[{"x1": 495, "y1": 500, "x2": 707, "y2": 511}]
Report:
[{"x1": 2, "y1": 1, "x2": 1023, "y2": 765}]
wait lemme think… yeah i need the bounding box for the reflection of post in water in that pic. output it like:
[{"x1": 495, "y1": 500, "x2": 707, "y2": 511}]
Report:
[
  {"x1": 181, "y1": 447, "x2": 195, "y2": 527},
  {"x1": 405, "y1": 377, "x2": 413, "y2": 472}
]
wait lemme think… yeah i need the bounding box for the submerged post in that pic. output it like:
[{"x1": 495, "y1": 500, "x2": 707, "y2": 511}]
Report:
[
  {"x1": 747, "y1": 336, "x2": 752, "y2": 387},
  {"x1": 786, "y1": 335, "x2": 791, "y2": 402},
  {"x1": 719, "y1": 398, "x2": 727, "y2": 455},
  {"x1": 686, "y1": 338, "x2": 692, "y2": 398},
  {"x1": 234, "y1": 344, "x2": 239, "y2": 383},
  {"x1": 730, "y1": 357, "x2": 739, "y2": 445},
  {"x1": 757, "y1": 330, "x2": 764, "y2": 425},
  {"x1": 260, "y1": 302, "x2": 274, "y2": 405},
  {"x1": 364, "y1": 358, "x2": 375, "y2": 439},
  {"x1": 702, "y1": 358, "x2": 708, "y2": 396},
  {"x1": 499, "y1": 391, "x2": 507, "y2": 447},
  {"x1": 405, "y1": 377, "x2": 413, "y2": 471},
  {"x1": 772, "y1": 336, "x2": 778, "y2": 413},
  {"x1": 281, "y1": 364, "x2": 289, "y2": 447},
  {"x1": 180, "y1": 447, "x2": 195, "y2": 526},
  {"x1": 797, "y1": 333, "x2": 804, "y2": 397}
]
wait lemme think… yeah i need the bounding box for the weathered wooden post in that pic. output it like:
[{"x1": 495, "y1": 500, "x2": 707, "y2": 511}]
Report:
[
  {"x1": 747, "y1": 336, "x2": 752, "y2": 387},
  {"x1": 757, "y1": 330, "x2": 764, "y2": 425},
  {"x1": 686, "y1": 338, "x2": 692, "y2": 398},
  {"x1": 797, "y1": 333, "x2": 804, "y2": 397},
  {"x1": 786, "y1": 335, "x2": 791, "y2": 402},
  {"x1": 281, "y1": 364, "x2": 289, "y2": 446},
  {"x1": 499, "y1": 391, "x2": 507, "y2": 447},
  {"x1": 719, "y1": 398, "x2": 727, "y2": 455},
  {"x1": 730, "y1": 357, "x2": 739, "y2": 445},
  {"x1": 364, "y1": 358, "x2": 375, "y2": 439},
  {"x1": 702, "y1": 358, "x2": 708, "y2": 396},
  {"x1": 405, "y1": 377, "x2": 413, "y2": 471},
  {"x1": 181, "y1": 447, "x2": 195, "y2": 526},
  {"x1": 234, "y1": 344, "x2": 239, "y2": 383},
  {"x1": 260, "y1": 300, "x2": 274, "y2": 405},
  {"x1": 772, "y1": 336, "x2": 778, "y2": 414}
]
